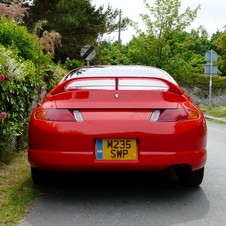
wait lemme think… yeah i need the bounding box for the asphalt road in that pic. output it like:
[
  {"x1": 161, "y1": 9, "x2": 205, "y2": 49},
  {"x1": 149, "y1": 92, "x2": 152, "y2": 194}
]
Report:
[{"x1": 21, "y1": 121, "x2": 226, "y2": 226}]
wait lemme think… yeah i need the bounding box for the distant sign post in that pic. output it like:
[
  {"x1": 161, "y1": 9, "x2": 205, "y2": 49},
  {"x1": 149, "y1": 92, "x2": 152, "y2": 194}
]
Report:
[
  {"x1": 204, "y1": 50, "x2": 218, "y2": 106},
  {"x1": 80, "y1": 45, "x2": 96, "y2": 66}
]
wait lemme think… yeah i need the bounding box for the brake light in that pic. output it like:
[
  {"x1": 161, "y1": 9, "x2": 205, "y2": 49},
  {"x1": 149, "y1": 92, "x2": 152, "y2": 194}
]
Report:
[
  {"x1": 35, "y1": 109, "x2": 76, "y2": 121},
  {"x1": 157, "y1": 109, "x2": 199, "y2": 122}
]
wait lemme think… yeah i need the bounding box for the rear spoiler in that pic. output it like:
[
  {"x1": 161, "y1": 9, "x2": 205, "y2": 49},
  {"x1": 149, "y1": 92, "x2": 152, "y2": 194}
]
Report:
[{"x1": 50, "y1": 77, "x2": 184, "y2": 95}]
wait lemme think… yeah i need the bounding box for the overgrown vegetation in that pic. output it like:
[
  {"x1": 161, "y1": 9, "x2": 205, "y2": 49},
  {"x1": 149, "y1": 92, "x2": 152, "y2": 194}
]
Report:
[{"x1": 0, "y1": 16, "x2": 64, "y2": 162}]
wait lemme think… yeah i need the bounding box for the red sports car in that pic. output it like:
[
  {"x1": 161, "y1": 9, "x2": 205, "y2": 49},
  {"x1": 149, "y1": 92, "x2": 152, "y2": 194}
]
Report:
[{"x1": 28, "y1": 65, "x2": 207, "y2": 186}]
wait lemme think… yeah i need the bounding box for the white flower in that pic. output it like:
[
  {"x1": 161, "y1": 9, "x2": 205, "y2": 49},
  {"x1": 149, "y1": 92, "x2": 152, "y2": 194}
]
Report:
[{"x1": 0, "y1": 46, "x2": 35, "y2": 80}]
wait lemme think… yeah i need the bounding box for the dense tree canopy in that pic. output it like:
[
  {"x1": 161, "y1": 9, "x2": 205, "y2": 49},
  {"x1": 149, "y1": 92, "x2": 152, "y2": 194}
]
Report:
[
  {"x1": 129, "y1": 0, "x2": 201, "y2": 71},
  {"x1": 22, "y1": 0, "x2": 129, "y2": 62}
]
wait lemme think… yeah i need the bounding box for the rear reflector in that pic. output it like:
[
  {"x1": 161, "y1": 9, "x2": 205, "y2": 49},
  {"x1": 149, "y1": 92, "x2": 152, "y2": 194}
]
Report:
[
  {"x1": 150, "y1": 110, "x2": 161, "y2": 122},
  {"x1": 73, "y1": 110, "x2": 84, "y2": 122}
]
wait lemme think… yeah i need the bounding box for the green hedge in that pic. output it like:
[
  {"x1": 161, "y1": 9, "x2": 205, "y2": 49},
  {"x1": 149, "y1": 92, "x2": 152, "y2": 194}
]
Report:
[
  {"x1": 0, "y1": 17, "x2": 64, "y2": 162},
  {"x1": 0, "y1": 45, "x2": 38, "y2": 161},
  {"x1": 174, "y1": 72, "x2": 226, "y2": 98},
  {"x1": 0, "y1": 17, "x2": 41, "y2": 62}
]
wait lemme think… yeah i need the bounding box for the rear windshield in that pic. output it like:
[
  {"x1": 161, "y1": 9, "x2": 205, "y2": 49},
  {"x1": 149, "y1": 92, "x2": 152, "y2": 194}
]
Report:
[
  {"x1": 65, "y1": 78, "x2": 169, "y2": 91},
  {"x1": 62, "y1": 66, "x2": 178, "y2": 85}
]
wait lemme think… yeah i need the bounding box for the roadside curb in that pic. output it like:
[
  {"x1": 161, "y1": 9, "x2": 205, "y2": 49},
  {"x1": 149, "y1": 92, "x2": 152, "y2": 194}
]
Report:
[{"x1": 205, "y1": 115, "x2": 226, "y2": 123}]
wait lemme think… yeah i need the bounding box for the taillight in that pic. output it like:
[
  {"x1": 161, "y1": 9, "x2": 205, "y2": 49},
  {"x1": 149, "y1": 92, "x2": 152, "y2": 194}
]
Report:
[
  {"x1": 35, "y1": 109, "x2": 76, "y2": 121},
  {"x1": 157, "y1": 109, "x2": 199, "y2": 122}
]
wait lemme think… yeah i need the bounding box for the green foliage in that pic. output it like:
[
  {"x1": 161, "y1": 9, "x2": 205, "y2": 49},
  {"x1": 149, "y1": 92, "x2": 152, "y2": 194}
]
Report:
[
  {"x1": 97, "y1": 42, "x2": 132, "y2": 65},
  {"x1": 64, "y1": 59, "x2": 85, "y2": 70},
  {"x1": 125, "y1": 0, "x2": 206, "y2": 79},
  {"x1": 0, "y1": 18, "x2": 64, "y2": 161},
  {"x1": 139, "y1": 0, "x2": 200, "y2": 64},
  {"x1": 212, "y1": 75, "x2": 226, "y2": 95},
  {"x1": 1, "y1": 0, "x2": 226, "y2": 164},
  {"x1": 141, "y1": 0, "x2": 200, "y2": 36},
  {"x1": 212, "y1": 30, "x2": 226, "y2": 76},
  {"x1": 0, "y1": 45, "x2": 38, "y2": 159},
  {"x1": 126, "y1": 31, "x2": 204, "y2": 77},
  {"x1": 0, "y1": 16, "x2": 42, "y2": 62},
  {"x1": 175, "y1": 72, "x2": 226, "y2": 99},
  {"x1": 23, "y1": 0, "x2": 129, "y2": 62},
  {"x1": 189, "y1": 27, "x2": 211, "y2": 56}
]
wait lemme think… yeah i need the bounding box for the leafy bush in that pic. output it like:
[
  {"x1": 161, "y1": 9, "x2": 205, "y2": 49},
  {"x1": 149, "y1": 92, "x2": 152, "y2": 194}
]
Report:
[
  {"x1": 64, "y1": 58, "x2": 84, "y2": 70},
  {"x1": 0, "y1": 18, "x2": 65, "y2": 162},
  {"x1": 174, "y1": 72, "x2": 226, "y2": 99},
  {"x1": 0, "y1": 17, "x2": 41, "y2": 62},
  {"x1": 0, "y1": 45, "x2": 38, "y2": 160}
]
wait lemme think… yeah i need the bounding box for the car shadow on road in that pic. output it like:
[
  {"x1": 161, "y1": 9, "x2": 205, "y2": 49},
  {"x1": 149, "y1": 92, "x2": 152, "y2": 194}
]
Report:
[{"x1": 35, "y1": 171, "x2": 210, "y2": 226}]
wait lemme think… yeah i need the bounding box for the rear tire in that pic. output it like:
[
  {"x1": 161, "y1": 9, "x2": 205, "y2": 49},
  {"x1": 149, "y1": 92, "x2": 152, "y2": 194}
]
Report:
[
  {"x1": 31, "y1": 167, "x2": 48, "y2": 184},
  {"x1": 178, "y1": 167, "x2": 204, "y2": 187}
]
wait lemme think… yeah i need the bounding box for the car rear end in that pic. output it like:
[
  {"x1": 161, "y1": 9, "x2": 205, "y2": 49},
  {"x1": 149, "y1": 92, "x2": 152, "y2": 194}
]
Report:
[{"x1": 28, "y1": 67, "x2": 207, "y2": 185}]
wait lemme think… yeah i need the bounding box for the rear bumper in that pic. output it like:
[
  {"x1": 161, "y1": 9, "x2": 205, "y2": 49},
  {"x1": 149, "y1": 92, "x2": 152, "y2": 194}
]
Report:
[
  {"x1": 28, "y1": 148, "x2": 207, "y2": 172},
  {"x1": 28, "y1": 112, "x2": 207, "y2": 172}
]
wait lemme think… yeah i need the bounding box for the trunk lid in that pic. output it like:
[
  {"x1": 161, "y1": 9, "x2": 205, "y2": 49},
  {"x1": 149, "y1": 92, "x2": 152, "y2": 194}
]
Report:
[{"x1": 54, "y1": 90, "x2": 180, "y2": 109}]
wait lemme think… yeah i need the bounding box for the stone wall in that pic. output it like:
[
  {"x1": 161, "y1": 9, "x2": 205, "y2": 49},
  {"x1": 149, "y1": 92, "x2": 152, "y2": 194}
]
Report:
[{"x1": 183, "y1": 87, "x2": 226, "y2": 106}]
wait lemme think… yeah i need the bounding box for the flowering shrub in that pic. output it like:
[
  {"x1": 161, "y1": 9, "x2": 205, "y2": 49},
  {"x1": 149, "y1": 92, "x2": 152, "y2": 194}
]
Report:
[
  {"x1": 0, "y1": 0, "x2": 29, "y2": 23},
  {"x1": 0, "y1": 112, "x2": 7, "y2": 122},
  {"x1": 0, "y1": 46, "x2": 36, "y2": 80},
  {"x1": 0, "y1": 46, "x2": 65, "y2": 161},
  {"x1": 0, "y1": 18, "x2": 65, "y2": 162},
  {"x1": 0, "y1": 74, "x2": 5, "y2": 81},
  {"x1": 0, "y1": 45, "x2": 37, "y2": 160}
]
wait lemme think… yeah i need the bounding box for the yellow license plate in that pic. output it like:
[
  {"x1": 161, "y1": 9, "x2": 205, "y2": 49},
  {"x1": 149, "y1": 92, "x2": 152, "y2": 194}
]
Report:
[{"x1": 96, "y1": 139, "x2": 137, "y2": 160}]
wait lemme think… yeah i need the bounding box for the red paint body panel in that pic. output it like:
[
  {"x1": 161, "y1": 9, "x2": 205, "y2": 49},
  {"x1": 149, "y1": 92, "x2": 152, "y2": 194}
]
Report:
[
  {"x1": 28, "y1": 149, "x2": 206, "y2": 172},
  {"x1": 54, "y1": 90, "x2": 180, "y2": 109},
  {"x1": 28, "y1": 109, "x2": 207, "y2": 171},
  {"x1": 28, "y1": 65, "x2": 207, "y2": 173}
]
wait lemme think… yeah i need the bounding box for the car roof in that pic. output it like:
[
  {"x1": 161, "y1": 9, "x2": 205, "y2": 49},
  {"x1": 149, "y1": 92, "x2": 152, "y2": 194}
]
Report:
[{"x1": 62, "y1": 65, "x2": 177, "y2": 85}]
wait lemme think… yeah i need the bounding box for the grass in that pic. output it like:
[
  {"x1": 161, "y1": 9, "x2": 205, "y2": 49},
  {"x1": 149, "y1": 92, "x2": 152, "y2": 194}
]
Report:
[
  {"x1": 0, "y1": 151, "x2": 40, "y2": 226},
  {"x1": 200, "y1": 105, "x2": 226, "y2": 125},
  {"x1": 200, "y1": 105, "x2": 226, "y2": 118}
]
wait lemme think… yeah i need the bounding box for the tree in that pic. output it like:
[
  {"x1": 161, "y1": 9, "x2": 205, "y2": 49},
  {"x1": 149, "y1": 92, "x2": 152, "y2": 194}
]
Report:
[
  {"x1": 140, "y1": 0, "x2": 200, "y2": 66},
  {"x1": 23, "y1": 0, "x2": 129, "y2": 62},
  {"x1": 189, "y1": 27, "x2": 211, "y2": 56},
  {"x1": 213, "y1": 29, "x2": 226, "y2": 76},
  {"x1": 96, "y1": 41, "x2": 132, "y2": 65},
  {"x1": 128, "y1": 0, "x2": 203, "y2": 79}
]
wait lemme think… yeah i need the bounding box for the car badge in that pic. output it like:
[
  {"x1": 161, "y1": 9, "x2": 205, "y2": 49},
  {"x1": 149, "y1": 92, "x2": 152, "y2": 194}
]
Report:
[{"x1": 115, "y1": 94, "x2": 119, "y2": 98}]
